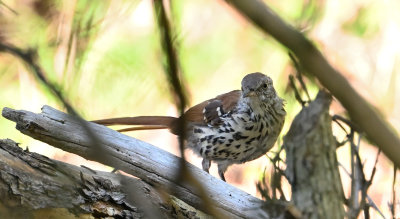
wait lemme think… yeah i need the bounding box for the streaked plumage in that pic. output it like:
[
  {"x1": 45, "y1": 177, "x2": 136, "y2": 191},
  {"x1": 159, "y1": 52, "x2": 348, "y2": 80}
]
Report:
[{"x1": 93, "y1": 72, "x2": 286, "y2": 181}]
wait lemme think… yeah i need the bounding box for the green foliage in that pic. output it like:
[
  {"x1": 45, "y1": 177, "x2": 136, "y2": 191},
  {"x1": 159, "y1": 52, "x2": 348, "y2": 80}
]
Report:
[
  {"x1": 267, "y1": 0, "x2": 325, "y2": 31},
  {"x1": 342, "y1": 4, "x2": 382, "y2": 38}
]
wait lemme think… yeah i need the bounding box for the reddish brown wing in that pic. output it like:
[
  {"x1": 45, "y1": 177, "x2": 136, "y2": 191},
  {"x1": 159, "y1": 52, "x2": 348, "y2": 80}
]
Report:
[{"x1": 183, "y1": 90, "x2": 241, "y2": 124}]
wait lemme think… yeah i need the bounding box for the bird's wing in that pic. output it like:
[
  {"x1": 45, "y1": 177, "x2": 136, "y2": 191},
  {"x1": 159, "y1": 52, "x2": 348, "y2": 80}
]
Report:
[{"x1": 183, "y1": 90, "x2": 241, "y2": 125}]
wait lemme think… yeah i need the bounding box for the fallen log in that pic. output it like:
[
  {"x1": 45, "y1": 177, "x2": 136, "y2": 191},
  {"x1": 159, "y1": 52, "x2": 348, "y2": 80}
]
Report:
[{"x1": 2, "y1": 106, "x2": 289, "y2": 218}]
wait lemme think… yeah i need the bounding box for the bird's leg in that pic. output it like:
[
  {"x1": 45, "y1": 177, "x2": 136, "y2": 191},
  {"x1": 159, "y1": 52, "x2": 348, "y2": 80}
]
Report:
[
  {"x1": 217, "y1": 163, "x2": 228, "y2": 182},
  {"x1": 201, "y1": 158, "x2": 211, "y2": 173},
  {"x1": 218, "y1": 170, "x2": 226, "y2": 182}
]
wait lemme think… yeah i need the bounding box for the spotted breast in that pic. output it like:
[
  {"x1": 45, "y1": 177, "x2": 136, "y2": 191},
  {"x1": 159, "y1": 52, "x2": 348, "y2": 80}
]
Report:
[{"x1": 186, "y1": 73, "x2": 286, "y2": 181}]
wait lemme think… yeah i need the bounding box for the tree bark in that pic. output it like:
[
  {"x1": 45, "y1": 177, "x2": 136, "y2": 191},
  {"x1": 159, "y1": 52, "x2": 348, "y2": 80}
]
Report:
[
  {"x1": 284, "y1": 91, "x2": 345, "y2": 218},
  {"x1": 0, "y1": 139, "x2": 171, "y2": 218},
  {"x1": 2, "y1": 106, "x2": 289, "y2": 218}
]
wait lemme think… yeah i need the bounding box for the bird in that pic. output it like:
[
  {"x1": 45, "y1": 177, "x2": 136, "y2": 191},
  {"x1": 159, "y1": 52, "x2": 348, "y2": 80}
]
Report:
[{"x1": 92, "y1": 72, "x2": 286, "y2": 181}]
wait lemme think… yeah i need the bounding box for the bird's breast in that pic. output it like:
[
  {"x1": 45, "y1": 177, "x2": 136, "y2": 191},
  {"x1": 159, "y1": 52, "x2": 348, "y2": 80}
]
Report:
[{"x1": 187, "y1": 107, "x2": 284, "y2": 163}]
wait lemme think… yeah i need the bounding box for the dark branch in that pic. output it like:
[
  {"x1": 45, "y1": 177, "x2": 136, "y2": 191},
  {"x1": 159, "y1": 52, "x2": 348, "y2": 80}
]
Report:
[{"x1": 226, "y1": 0, "x2": 400, "y2": 167}]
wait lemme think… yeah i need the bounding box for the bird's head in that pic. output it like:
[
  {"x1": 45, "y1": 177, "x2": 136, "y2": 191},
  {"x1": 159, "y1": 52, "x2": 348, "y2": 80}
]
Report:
[{"x1": 241, "y1": 72, "x2": 276, "y2": 102}]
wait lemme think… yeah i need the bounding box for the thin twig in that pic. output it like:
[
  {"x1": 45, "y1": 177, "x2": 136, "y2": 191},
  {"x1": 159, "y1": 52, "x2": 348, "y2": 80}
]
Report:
[
  {"x1": 367, "y1": 196, "x2": 386, "y2": 219},
  {"x1": 0, "y1": 42, "x2": 161, "y2": 217},
  {"x1": 153, "y1": 0, "x2": 187, "y2": 157},
  {"x1": 368, "y1": 149, "x2": 381, "y2": 185},
  {"x1": 265, "y1": 148, "x2": 287, "y2": 201},
  {"x1": 339, "y1": 161, "x2": 386, "y2": 218},
  {"x1": 289, "y1": 75, "x2": 306, "y2": 106},
  {"x1": 336, "y1": 119, "x2": 384, "y2": 218},
  {"x1": 0, "y1": 1, "x2": 18, "y2": 15},
  {"x1": 332, "y1": 115, "x2": 350, "y2": 135},
  {"x1": 153, "y1": 1, "x2": 222, "y2": 217},
  {"x1": 289, "y1": 52, "x2": 311, "y2": 101},
  {"x1": 0, "y1": 43, "x2": 111, "y2": 165},
  {"x1": 349, "y1": 131, "x2": 361, "y2": 218},
  {"x1": 391, "y1": 166, "x2": 397, "y2": 219},
  {"x1": 352, "y1": 134, "x2": 369, "y2": 218},
  {"x1": 332, "y1": 115, "x2": 362, "y2": 133},
  {"x1": 339, "y1": 162, "x2": 351, "y2": 177}
]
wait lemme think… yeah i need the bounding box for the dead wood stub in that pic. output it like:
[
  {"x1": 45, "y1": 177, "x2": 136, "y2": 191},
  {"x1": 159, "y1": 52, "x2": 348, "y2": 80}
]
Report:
[{"x1": 284, "y1": 91, "x2": 345, "y2": 219}]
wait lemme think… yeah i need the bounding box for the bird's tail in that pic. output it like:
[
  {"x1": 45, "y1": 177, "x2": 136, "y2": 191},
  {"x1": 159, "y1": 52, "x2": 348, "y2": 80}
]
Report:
[{"x1": 92, "y1": 116, "x2": 178, "y2": 134}]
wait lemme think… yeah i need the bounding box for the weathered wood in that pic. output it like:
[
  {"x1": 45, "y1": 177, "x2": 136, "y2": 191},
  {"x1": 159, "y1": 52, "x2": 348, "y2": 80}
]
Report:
[
  {"x1": 2, "y1": 106, "x2": 289, "y2": 218},
  {"x1": 284, "y1": 91, "x2": 345, "y2": 218},
  {"x1": 0, "y1": 139, "x2": 170, "y2": 218}
]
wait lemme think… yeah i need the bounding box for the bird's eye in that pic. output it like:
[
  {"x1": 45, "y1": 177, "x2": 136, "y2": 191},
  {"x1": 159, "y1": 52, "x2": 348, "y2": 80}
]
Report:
[{"x1": 263, "y1": 83, "x2": 268, "y2": 88}]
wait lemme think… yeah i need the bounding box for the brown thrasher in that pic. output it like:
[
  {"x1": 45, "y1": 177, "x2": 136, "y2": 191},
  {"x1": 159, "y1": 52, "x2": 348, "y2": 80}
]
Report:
[{"x1": 93, "y1": 72, "x2": 286, "y2": 181}]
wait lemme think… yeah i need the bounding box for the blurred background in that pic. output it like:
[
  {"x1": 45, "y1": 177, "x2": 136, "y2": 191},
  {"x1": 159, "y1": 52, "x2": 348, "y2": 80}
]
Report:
[{"x1": 0, "y1": 0, "x2": 399, "y2": 218}]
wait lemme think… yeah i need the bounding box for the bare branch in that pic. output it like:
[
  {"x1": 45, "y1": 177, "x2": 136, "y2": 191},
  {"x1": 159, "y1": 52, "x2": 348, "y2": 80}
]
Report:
[
  {"x1": 226, "y1": 0, "x2": 400, "y2": 167},
  {"x1": 367, "y1": 196, "x2": 386, "y2": 219},
  {"x1": 390, "y1": 166, "x2": 397, "y2": 218},
  {"x1": 288, "y1": 75, "x2": 306, "y2": 107},
  {"x1": 288, "y1": 52, "x2": 311, "y2": 102},
  {"x1": 2, "y1": 106, "x2": 291, "y2": 218},
  {"x1": 0, "y1": 42, "x2": 113, "y2": 173}
]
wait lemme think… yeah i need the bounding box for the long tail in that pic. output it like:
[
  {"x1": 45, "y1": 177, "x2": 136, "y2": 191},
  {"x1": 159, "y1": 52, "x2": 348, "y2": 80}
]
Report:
[{"x1": 92, "y1": 116, "x2": 178, "y2": 134}]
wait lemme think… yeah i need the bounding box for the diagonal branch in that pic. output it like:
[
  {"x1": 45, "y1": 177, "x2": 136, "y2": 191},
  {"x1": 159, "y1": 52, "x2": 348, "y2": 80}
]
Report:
[
  {"x1": 226, "y1": 0, "x2": 400, "y2": 167},
  {"x1": 2, "y1": 105, "x2": 290, "y2": 219}
]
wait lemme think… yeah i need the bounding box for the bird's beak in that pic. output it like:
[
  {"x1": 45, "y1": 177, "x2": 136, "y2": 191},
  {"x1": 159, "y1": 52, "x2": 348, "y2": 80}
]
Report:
[{"x1": 243, "y1": 90, "x2": 256, "y2": 98}]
